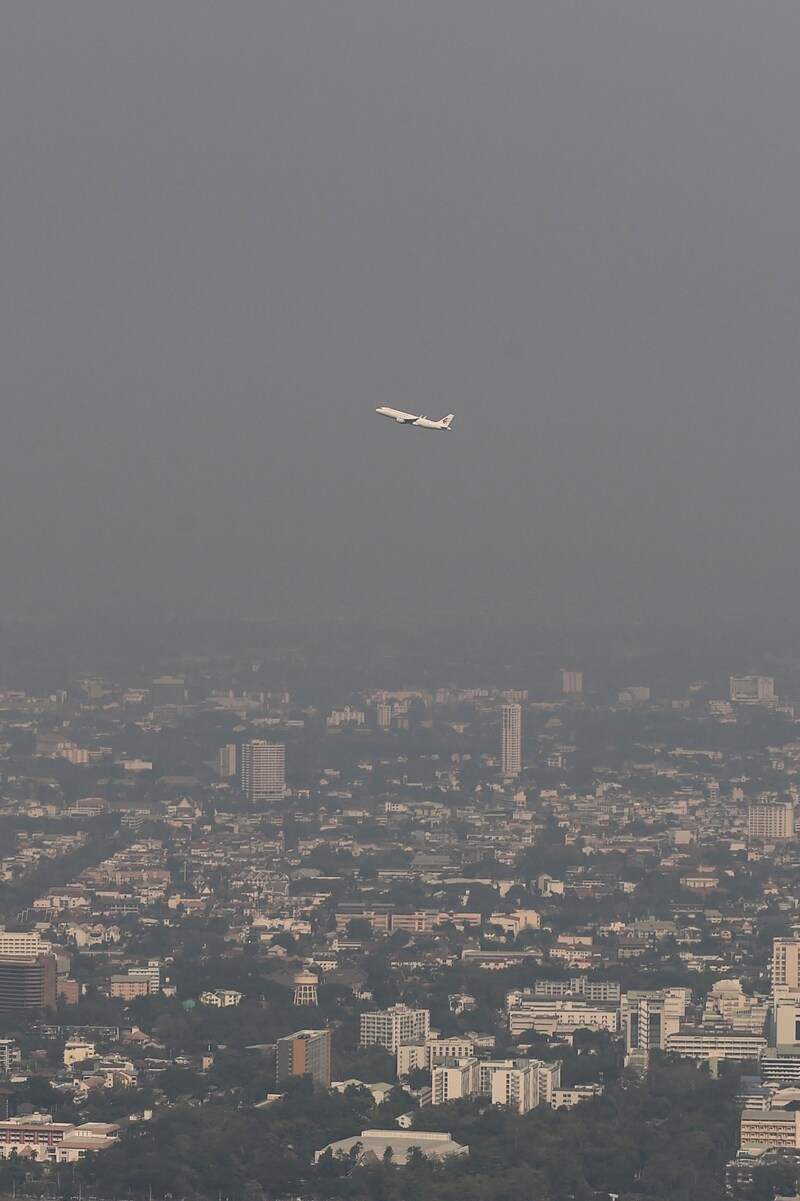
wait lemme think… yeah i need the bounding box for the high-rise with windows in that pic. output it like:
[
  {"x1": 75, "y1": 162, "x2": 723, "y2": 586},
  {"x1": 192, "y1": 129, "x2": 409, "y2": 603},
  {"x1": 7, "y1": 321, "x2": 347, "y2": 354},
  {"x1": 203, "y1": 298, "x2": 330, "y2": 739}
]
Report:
[
  {"x1": 359, "y1": 1004, "x2": 431, "y2": 1053},
  {"x1": 772, "y1": 939, "x2": 800, "y2": 991},
  {"x1": 748, "y1": 800, "x2": 794, "y2": 841},
  {"x1": 217, "y1": 744, "x2": 237, "y2": 778},
  {"x1": 276, "y1": 1029, "x2": 332, "y2": 1089},
  {"x1": 240, "y1": 740, "x2": 285, "y2": 802},
  {"x1": 501, "y1": 703, "x2": 522, "y2": 778}
]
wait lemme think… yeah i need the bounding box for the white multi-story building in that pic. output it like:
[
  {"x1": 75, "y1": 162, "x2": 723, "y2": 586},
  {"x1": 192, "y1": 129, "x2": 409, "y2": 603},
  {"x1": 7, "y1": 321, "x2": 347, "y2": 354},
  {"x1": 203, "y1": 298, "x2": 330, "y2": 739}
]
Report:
[
  {"x1": 664, "y1": 1028, "x2": 767, "y2": 1062},
  {"x1": 431, "y1": 1059, "x2": 480, "y2": 1105},
  {"x1": 501, "y1": 703, "x2": 522, "y2": 778},
  {"x1": 0, "y1": 1039, "x2": 20, "y2": 1073},
  {"x1": 397, "y1": 1036, "x2": 475, "y2": 1077},
  {"x1": 240, "y1": 740, "x2": 285, "y2": 802},
  {"x1": 490, "y1": 1063, "x2": 538, "y2": 1113},
  {"x1": 621, "y1": 989, "x2": 690, "y2": 1056},
  {"x1": 327, "y1": 707, "x2": 365, "y2": 729},
  {"x1": 748, "y1": 800, "x2": 794, "y2": 841},
  {"x1": 508, "y1": 998, "x2": 619, "y2": 1038},
  {"x1": 730, "y1": 675, "x2": 775, "y2": 704},
  {"x1": 359, "y1": 1004, "x2": 431, "y2": 1053}
]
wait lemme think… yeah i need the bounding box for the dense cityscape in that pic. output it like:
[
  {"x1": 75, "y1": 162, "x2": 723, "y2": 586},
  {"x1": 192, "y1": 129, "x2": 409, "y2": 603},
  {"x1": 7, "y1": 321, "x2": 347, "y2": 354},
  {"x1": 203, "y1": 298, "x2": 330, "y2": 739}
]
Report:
[{"x1": 0, "y1": 642, "x2": 799, "y2": 1200}]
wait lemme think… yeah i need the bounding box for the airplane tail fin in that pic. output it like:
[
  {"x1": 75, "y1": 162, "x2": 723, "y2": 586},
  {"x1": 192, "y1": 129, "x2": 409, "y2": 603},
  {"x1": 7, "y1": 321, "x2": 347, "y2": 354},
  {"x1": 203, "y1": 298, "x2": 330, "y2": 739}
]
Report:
[{"x1": 441, "y1": 414, "x2": 454, "y2": 428}]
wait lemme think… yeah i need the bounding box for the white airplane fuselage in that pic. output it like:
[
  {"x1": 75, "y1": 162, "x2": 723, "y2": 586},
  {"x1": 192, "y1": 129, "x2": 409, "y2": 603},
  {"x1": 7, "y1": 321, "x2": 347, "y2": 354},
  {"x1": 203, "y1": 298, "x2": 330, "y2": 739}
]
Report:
[{"x1": 375, "y1": 406, "x2": 454, "y2": 431}]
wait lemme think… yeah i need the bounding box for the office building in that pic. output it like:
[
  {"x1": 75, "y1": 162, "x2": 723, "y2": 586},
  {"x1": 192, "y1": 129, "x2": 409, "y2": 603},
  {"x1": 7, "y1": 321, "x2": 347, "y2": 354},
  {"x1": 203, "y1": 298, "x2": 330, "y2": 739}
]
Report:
[
  {"x1": 664, "y1": 1028, "x2": 766, "y2": 1062},
  {"x1": 359, "y1": 1004, "x2": 431, "y2": 1053},
  {"x1": 0, "y1": 956, "x2": 57, "y2": 1013},
  {"x1": 621, "y1": 989, "x2": 689, "y2": 1056},
  {"x1": 218, "y1": 744, "x2": 237, "y2": 778},
  {"x1": 501, "y1": 703, "x2": 522, "y2": 778},
  {"x1": 772, "y1": 939, "x2": 800, "y2": 991},
  {"x1": 276, "y1": 1029, "x2": 332, "y2": 1089},
  {"x1": 730, "y1": 676, "x2": 775, "y2": 704},
  {"x1": 740, "y1": 1108, "x2": 800, "y2": 1150},
  {"x1": 773, "y1": 991, "x2": 800, "y2": 1045},
  {"x1": 748, "y1": 800, "x2": 794, "y2": 841},
  {"x1": 240, "y1": 740, "x2": 285, "y2": 802},
  {"x1": 0, "y1": 932, "x2": 44, "y2": 958}
]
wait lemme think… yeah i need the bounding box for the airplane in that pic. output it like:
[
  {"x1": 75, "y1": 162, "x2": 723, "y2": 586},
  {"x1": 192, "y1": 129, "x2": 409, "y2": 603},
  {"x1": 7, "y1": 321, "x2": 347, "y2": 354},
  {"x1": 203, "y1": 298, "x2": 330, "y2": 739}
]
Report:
[{"x1": 375, "y1": 407, "x2": 454, "y2": 431}]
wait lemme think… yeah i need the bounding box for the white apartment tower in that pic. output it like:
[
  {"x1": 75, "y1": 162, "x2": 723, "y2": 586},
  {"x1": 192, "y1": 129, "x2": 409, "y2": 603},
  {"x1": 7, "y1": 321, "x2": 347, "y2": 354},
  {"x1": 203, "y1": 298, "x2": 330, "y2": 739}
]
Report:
[
  {"x1": 748, "y1": 800, "x2": 794, "y2": 842},
  {"x1": 501, "y1": 703, "x2": 522, "y2": 778},
  {"x1": 240, "y1": 740, "x2": 286, "y2": 802},
  {"x1": 359, "y1": 1004, "x2": 431, "y2": 1053}
]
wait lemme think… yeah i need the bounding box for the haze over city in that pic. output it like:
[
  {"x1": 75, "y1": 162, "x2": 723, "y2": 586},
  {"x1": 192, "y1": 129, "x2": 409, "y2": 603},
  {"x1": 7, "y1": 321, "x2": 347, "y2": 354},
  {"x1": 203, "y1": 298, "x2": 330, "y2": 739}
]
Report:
[{"x1": 2, "y1": 2, "x2": 800, "y2": 633}]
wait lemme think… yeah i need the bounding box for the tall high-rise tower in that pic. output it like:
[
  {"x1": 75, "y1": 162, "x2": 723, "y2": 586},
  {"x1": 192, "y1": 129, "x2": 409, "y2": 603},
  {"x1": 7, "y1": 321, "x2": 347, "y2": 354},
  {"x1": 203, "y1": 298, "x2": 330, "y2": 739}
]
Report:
[
  {"x1": 501, "y1": 704, "x2": 522, "y2": 778},
  {"x1": 240, "y1": 740, "x2": 285, "y2": 802}
]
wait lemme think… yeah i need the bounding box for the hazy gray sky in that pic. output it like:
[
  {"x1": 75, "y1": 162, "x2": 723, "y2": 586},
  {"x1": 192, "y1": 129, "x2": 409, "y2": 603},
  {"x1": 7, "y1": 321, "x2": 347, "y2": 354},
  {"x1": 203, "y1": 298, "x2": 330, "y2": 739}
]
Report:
[{"x1": 2, "y1": 2, "x2": 799, "y2": 628}]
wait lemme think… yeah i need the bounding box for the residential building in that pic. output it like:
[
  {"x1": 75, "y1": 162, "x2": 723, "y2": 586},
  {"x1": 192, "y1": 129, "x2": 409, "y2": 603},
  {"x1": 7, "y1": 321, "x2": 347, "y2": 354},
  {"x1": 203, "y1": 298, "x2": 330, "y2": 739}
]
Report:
[
  {"x1": 360, "y1": 1004, "x2": 431, "y2": 1053},
  {"x1": 501, "y1": 703, "x2": 522, "y2": 778},
  {"x1": 432, "y1": 1059, "x2": 480, "y2": 1104},
  {"x1": 240, "y1": 740, "x2": 286, "y2": 802},
  {"x1": 490, "y1": 1063, "x2": 538, "y2": 1113},
  {"x1": 217, "y1": 744, "x2": 237, "y2": 778},
  {"x1": 0, "y1": 1040, "x2": 20, "y2": 1073},
  {"x1": 109, "y1": 975, "x2": 150, "y2": 1001},
  {"x1": 276, "y1": 1029, "x2": 332, "y2": 1089},
  {"x1": 63, "y1": 1041, "x2": 95, "y2": 1068},
  {"x1": 748, "y1": 800, "x2": 794, "y2": 842}
]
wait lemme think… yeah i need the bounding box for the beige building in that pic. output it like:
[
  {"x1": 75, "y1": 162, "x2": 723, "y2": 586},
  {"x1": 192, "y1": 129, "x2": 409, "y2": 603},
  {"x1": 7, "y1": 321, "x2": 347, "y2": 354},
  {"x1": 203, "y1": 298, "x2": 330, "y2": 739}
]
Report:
[
  {"x1": 740, "y1": 1108, "x2": 800, "y2": 1149},
  {"x1": 772, "y1": 939, "x2": 800, "y2": 991},
  {"x1": 63, "y1": 1041, "x2": 95, "y2": 1068},
  {"x1": 501, "y1": 704, "x2": 522, "y2": 778}
]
